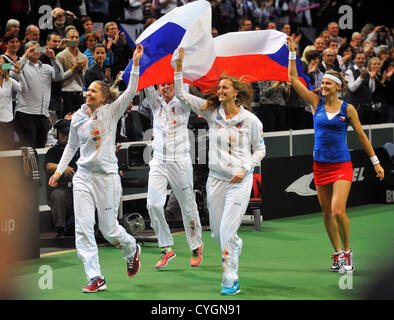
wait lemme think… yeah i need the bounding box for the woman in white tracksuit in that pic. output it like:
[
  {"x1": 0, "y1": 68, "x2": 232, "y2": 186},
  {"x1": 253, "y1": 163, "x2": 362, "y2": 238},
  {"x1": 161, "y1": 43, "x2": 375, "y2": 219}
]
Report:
[
  {"x1": 144, "y1": 81, "x2": 203, "y2": 269},
  {"x1": 48, "y1": 44, "x2": 144, "y2": 293},
  {"x1": 174, "y1": 48, "x2": 266, "y2": 295}
]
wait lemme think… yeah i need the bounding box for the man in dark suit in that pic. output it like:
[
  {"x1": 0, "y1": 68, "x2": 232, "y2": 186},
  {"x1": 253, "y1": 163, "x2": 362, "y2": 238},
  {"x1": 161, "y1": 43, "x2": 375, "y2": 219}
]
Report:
[{"x1": 318, "y1": 48, "x2": 341, "y2": 73}]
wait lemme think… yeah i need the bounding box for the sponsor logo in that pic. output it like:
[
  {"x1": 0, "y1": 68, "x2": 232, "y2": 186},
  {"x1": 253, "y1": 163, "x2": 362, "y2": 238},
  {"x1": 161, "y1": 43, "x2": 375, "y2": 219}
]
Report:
[{"x1": 285, "y1": 172, "x2": 317, "y2": 196}]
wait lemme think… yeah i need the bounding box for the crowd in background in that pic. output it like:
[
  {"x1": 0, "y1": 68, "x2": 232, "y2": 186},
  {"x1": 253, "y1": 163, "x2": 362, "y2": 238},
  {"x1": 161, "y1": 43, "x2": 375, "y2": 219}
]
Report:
[{"x1": 0, "y1": 0, "x2": 393, "y2": 152}]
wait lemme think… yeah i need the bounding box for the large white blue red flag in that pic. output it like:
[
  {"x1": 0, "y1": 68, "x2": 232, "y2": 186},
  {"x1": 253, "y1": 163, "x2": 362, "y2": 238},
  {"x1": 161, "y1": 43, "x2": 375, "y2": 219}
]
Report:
[{"x1": 122, "y1": 0, "x2": 311, "y2": 92}]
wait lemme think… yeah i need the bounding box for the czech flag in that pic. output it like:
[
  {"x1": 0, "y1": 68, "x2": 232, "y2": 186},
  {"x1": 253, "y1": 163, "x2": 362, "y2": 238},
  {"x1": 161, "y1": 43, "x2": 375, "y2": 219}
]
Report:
[{"x1": 122, "y1": 0, "x2": 312, "y2": 92}]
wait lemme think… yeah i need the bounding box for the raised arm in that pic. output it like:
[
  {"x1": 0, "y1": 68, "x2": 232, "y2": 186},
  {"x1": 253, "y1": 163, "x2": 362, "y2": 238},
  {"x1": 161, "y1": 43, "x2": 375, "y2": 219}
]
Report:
[
  {"x1": 108, "y1": 44, "x2": 144, "y2": 121},
  {"x1": 174, "y1": 47, "x2": 208, "y2": 117},
  {"x1": 287, "y1": 37, "x2": 320, "y2": 113}
]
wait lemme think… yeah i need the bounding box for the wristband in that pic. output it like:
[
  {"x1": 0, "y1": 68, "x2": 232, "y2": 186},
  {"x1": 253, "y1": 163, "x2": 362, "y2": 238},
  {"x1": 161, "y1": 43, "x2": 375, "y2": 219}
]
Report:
[
  {"x1": 370, "y1": 155, "x2": 380, "y2": 166},
  {"x1": 54, "y1": 171, "x2": 62, "y2": 177},
  {"x1": 289, "y1": 52, "x2": 297, "y2": 60}
]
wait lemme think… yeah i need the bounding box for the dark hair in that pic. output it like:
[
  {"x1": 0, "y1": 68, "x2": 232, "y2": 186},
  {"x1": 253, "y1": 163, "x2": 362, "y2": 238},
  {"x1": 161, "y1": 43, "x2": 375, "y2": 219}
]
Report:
[
  {"x1": 80, "y1": 16, "x2": 92, "y2": 25},
  {"x1": 2, "y1": 31, "x2": 20, "y2": 44},
  {"x1": 305, "y1": 50, "x2": 321, "y2": 63},
  {"x1": 54, "y1": 119, "x2": 71, "y2": 137},
  {"x1": 338, "y1": 43, "x2": 353, "y2": 57},
  {"x1": 83, "y1": 32, "x2": 100, "y2": 48},
  {"x1": 92, "y1": 43, "x2": 107, "y2": 53},
  {"x1": 47, "y1": 31, "x2": 60, "y2": 42}
]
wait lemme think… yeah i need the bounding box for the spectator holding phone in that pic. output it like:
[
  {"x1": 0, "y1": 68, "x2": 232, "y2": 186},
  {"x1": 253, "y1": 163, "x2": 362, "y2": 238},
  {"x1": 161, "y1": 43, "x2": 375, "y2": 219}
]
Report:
[
  {"x1": 12, "y1": 41, "x2": 64, "y2": 148},
  {"x1": 0, "y1": 57, "x2": 25, "y2": 150},
  {"x1": 56, "y1": 28, "x2": 88, "y2": 118}
]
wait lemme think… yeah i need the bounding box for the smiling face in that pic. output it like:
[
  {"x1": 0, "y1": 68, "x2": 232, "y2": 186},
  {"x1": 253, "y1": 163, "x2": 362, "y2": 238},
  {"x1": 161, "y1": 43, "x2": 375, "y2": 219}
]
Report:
[
  {"x1": 5, "y1": 37, "x2": 20, "y2": 54},
  {"x1": 320, "y1": 77, "x2": 341, "y2": 97},
  {"x1": 158, "y1": 83, "x2": 175, "y2": 103},
  {"x1": 217, "y1": 78, "x2": 238, "y2": 104},
  {"x1": 93, "y1": 46, "x2": 107, "y2": 65},
  {"x1": 86, "y1": 35, "x2": 98, "y2": 49},
  {"x1": 86, "y1": 82, "x2": 107, "y2": 109}
]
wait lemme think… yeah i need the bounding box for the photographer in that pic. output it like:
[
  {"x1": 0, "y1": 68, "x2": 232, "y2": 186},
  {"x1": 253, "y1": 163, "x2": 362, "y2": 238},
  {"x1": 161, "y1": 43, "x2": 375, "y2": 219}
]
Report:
[{"x1": 44, "y1": 119, "x2": 78, "y2": 237}]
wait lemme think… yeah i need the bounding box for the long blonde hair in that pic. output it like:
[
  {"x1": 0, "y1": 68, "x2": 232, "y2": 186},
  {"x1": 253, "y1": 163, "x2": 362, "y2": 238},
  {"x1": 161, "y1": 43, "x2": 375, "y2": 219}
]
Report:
[{"x1": 203, "y1": 75, "x2": 253, "y2": 112}]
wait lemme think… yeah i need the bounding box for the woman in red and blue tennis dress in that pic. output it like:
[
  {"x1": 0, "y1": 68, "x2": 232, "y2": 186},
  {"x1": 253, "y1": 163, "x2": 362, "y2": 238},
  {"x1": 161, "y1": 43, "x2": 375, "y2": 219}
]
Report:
[{"x1": 287, "y1": 37, "x2": 384, "y2": 273}]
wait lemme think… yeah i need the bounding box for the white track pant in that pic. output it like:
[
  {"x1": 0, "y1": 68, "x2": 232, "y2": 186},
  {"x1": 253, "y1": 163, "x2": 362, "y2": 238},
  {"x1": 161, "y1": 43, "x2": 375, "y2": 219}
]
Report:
[
  {"x1": 146, "y1": 157, "x2": 202, "y2": 250},
  {"x1": 206, "y1": 174, "x2": 253, "y2": 288},
  {"x1": 73, "y1": 171, "x2": 137, "y2": 280}
]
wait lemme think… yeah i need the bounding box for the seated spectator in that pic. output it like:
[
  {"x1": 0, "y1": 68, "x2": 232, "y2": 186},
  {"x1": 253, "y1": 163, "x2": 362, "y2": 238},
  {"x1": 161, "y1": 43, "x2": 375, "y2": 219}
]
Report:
[
  {"x1": 78, "y1": 16, "x2": 95, "y2": 51},
  {"x1": 51, "y1": 7, "x2": 78, "y2": 39},
  {"x1": 305, "y1": 49, "x2": 323, "y2": 91},
  {"x1": 313, "y1": 37, "x2": 326, "y2": 53},
  {"x1": 1, "y1": 31, "x2": 21, "y2": 64},
  {"x1": 377, "y1": 47, "x2": 390, "y2": 65},
  {"x1": 344, "y1": 52, "x2": 376, "y2": 125},
  {"x1": 368, "y1": 57, "x2": 384, "y2": 123},
  {"x1": 349, "y1": 32, "x2": 362, "y2": 52},
  {"x1": 238, "y1": 17, "x2": 253, "y2": 31},
  {"x1": 281, "y1": 23, "x2": 291, "y2": 35},
  {"x1": 17, "y1": 25, "x2": 40, "y2": 56},
  {"x1": 56, "y1": 28, "x2": 88, "y2": 118},
  {"x1": 0, "y1": 57, "x2": 25, "y2": 150},
  {"x1": 44, "y1": 119, "x2": 78, "y2": 237},
  {"x1": 5, "y1": 19, "x2": 20, "y2": 35},
  {"x1": 83, "y1": 33, "x2": 114, "y2": 68},
  {"x1": 362, "y1": 41, "x2": 376, "y2": 64},
  {"x1": 266, "y1": 20, "x2": 277, "y2": 30},
  {"x1": 12, "y1": 41, "x2": 64, "y2": 148},
  {"x1": 327, "y1": 22, "x2": 344, "y2": 45},
  {"x1": 338, "y1": 44, "x2": 355, "y2": 72},
  {"x1": 319, "y1": 30, "x2": 331, "y2": 47},
  {"x1": 1, "y1": 19, "x2": 20, "y2": 53},
  {"x1": 380, "y1": 58, "x2": 394, "y2": 123},
  {"x1": 84, "y1": 44, "x2": 112, "y2": 88},
  {"x1": 318, "y1": 48, "x2": 341, "y2": 73},
  {"x1": 104, "y1": 21, "x2": 133, "y2": 76}
]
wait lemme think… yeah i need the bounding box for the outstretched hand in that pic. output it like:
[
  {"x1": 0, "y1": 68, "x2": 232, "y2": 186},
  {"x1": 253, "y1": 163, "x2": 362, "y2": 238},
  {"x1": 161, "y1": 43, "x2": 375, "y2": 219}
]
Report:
[
  {"x1": 133, "y1": 44, "x2": 144, "y2": 66},
  {"x1": 175, "y1": 47, "x2": 184, "y2": 72},
  {"x1": 287, "y1": 37, "x2": 295, "y2": 52}
]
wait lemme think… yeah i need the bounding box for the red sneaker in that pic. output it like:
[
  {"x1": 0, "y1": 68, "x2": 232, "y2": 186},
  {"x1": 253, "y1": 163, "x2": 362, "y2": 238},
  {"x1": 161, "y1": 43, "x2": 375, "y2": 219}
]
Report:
[
  {"x1": 127, "y1": 244, "x2": 141, "y2": 277},
  {"x1": 82, "y1": 276, "x2": 107, "y2": 293},
  {"x1": 155, "y1": 249, "x2": 176, "y2": 269},
  {"x1": 190, "y1": 242, "x2": 203, "y2": 267}
]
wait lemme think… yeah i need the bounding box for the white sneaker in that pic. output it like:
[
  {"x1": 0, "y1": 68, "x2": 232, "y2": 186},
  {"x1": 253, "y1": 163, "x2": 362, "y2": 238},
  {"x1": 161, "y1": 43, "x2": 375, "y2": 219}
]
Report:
[{"x1": 340, "y1": 250, "x2": 355, "y2": 272}]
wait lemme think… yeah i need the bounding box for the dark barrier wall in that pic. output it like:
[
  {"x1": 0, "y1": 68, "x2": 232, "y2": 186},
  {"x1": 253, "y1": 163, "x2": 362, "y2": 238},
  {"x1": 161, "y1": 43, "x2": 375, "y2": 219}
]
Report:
[
  {"x1": 261, "y1": 148, "x2": 393, "y2": 220},
  {"x1": 0, "y1": 156, "x2": 40, "y2": 262}
]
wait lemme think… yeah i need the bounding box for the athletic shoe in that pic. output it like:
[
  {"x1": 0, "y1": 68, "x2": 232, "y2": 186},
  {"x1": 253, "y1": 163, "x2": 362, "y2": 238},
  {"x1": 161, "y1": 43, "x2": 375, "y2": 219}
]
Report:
[
  {"x1": 341, "y1": 249, "x2": 355, "y2": 272},
  {"x1": 220, "y1": 281, "x2": 241, "y2": 295},
  {"x1": 127, "y1": 244, "x2": 141, "y2": 277},
  {"x1": 82, "y1": 276, "x2": 107, "y2": 293},
  {"x1": 155, "y1": 248, "x2": 176, "y2": 269},
  {"x1": 190, "y1": 242, "x2": 203, "y2": 267},
  {"x1": 331, "y1": 250, "x2": 343, "y2": 272}
]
